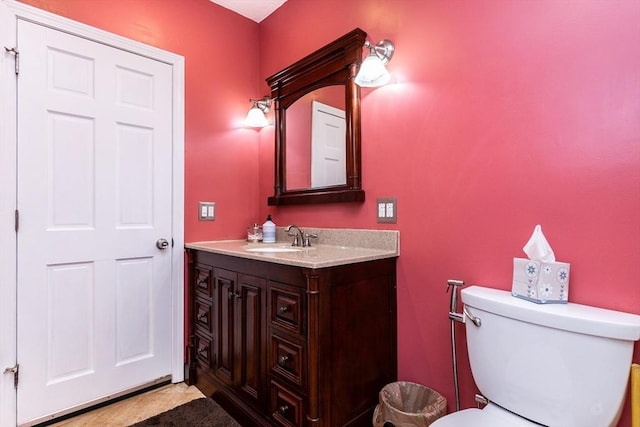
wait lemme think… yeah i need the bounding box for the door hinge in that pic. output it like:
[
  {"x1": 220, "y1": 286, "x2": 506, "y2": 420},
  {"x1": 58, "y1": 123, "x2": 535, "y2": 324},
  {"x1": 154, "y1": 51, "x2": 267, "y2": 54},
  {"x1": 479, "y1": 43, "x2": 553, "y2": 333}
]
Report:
[
  {"x1": 4, "y1": 47, "x2": 19, "y2": 75},
  {"x1": 15, "y1": 209, "x2": 19, "y2": 232},
  {"x1": 4, "y1": 364, "x2": 19, "y2": 388}
]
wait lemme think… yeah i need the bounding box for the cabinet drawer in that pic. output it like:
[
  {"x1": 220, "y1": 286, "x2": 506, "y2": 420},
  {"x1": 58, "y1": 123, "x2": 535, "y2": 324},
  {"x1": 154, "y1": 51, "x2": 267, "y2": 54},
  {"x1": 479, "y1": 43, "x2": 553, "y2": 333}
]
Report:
[
  {"x1": 270, "y1": 380, "x2": 304, "y2": 427},
  {"x1": 194, "y1": 265, "x2": 213, "y2": 299},
  {"x1": 195, "y1": 332, "x2": 213, "y2": 368},
  {"x1": 195, "y1": 297, "x2": 213, "y2": 334},
  {"x1": 270, "y1": 335, "x2": 304, "y2": 388},
  {"x1": 270, "y1": 284, "x2": 303, "y2": 335}
]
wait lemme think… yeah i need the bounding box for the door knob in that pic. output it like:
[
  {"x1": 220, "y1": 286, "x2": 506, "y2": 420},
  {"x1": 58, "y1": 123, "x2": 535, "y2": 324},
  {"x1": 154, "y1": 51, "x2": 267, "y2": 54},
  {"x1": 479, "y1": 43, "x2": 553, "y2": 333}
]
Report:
[{"x1": 156, "y1": 238, "x2": 169, "y2": 250}]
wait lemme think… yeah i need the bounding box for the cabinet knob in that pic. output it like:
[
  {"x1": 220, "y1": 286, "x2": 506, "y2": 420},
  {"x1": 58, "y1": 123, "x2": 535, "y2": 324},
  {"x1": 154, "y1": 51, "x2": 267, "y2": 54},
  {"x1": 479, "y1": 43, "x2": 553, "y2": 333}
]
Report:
[
  {"x1": 197, "y1": 346, "x2": 207, "y2": 355},
  {"x1": 197, "y1": 311, "x2": 207, "y2": 321},
  {"x1": 278, "y1": 305, "x2": 290, "y2": 313},
  {"x1": 228, "y1": 290, "x2": 241, "y2": 300},
  {"x1": 277, "y1": 354, "x2": 289, "y2": 367},
  {"x1": 197, "y1": 278, "x2": 207, "y2": 287},
  {"x1": 277, "y1": 405, "x2": 289, "y2": 415}
]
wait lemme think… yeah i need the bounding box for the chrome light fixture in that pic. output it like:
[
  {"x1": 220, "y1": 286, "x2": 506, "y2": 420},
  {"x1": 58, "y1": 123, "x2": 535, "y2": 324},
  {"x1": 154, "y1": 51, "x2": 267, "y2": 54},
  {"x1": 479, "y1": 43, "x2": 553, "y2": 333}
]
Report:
[
  {"x1": 355, "y1": 39, "x2": 395, "y2": 87},
  {"x1": 244, "y1": 96, "x2": 272, "y2": 128}
]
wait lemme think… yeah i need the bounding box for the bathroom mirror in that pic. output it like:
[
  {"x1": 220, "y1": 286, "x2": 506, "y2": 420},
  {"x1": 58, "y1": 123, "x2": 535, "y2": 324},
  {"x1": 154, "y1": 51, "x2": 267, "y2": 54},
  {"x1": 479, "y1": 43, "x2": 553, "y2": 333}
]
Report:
[{"x1": 267, "y1": 28, "x2": 366, "y2": 205}]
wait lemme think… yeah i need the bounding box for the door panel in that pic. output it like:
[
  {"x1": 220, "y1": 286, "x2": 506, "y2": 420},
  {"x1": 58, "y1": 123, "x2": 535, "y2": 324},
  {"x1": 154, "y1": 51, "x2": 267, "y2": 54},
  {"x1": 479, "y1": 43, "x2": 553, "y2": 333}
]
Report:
[
  {"x1": 46, "y1": 263, "x2": 94, "y2": 384},
  {"x1": 16, "y1": 19, "x2": 173, "y2": 425},
  {"x1": 215, "y1": 270, "x2": 235, "y2": 386},
  {"x1": 311, "y1": 100, "x2": 346, "y2": 188},
  {"x1": 115, "y1": 258, "x2": 154, "y2": 365},
  {"x1": 236, "y1": 274, "x2": 266, "y2": 408}
]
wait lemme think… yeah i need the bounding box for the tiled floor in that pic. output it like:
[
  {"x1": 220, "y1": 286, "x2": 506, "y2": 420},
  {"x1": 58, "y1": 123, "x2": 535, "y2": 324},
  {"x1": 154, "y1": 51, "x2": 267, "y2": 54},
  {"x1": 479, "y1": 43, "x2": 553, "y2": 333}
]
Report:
[{"x1": 49, "y1": 383, "x2": 205, "y2": 426}]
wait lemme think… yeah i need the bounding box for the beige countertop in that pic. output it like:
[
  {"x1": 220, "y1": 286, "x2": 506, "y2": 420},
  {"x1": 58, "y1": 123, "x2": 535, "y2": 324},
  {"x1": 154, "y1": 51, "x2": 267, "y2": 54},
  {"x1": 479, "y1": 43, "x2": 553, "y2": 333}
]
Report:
[{"x1": 185, "y1": 228, "x2": 399, "y2": 269}]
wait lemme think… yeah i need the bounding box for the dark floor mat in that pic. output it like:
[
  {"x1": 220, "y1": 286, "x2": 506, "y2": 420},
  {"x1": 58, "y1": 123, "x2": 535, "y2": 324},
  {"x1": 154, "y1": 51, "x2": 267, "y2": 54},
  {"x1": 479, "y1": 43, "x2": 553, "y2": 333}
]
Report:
[{"x1": 130, "y1": 398, "x2": 241, "y2": 427}]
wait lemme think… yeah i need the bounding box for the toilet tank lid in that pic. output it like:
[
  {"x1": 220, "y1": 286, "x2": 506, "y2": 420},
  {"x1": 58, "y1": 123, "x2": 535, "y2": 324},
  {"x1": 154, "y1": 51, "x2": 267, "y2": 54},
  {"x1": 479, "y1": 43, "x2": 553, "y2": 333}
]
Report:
[{"x1": 461, "y1": 286, "x2": 640, "y2": 341}]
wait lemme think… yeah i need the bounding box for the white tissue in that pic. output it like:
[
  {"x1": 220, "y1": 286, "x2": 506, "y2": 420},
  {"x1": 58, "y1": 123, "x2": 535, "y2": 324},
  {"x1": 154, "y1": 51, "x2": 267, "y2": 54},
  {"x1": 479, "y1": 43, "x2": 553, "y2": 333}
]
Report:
[{"x1": 522, "y1": 224, "x2": 556, "y2": 262}]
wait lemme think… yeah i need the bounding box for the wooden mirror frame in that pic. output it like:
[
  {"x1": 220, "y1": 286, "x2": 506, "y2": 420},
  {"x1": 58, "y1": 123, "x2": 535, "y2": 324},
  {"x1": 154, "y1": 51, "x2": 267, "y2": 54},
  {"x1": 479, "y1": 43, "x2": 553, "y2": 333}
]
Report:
[{"x1": 267, "y1": 28, "x2": 366, "y2": 206}]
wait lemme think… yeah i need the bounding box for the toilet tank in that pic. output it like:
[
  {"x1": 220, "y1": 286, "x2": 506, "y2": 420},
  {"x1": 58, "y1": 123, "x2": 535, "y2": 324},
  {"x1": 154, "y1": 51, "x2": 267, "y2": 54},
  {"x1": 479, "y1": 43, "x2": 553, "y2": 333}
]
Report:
[{"x1": 461, "y1": 286, "x2": 640, "y2": 427}]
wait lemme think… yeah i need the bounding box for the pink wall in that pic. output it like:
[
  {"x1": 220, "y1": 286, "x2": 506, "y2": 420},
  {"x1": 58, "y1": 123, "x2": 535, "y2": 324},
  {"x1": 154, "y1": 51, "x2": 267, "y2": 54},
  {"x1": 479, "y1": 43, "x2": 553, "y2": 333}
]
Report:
[
  {"x1": 285, "y1": 94, "x2": 312, "y2": 189},
  {"x1": 258, "y1": 1, "x2": 640, "y2": 425},
  {"x1": 17, "y1": 0, "x2": 640, "y2": 425}
]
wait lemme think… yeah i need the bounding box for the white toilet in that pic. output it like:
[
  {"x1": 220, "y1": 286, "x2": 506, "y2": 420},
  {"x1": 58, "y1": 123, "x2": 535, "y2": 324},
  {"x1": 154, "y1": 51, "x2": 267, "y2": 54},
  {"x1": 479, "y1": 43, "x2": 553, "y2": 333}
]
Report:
[{"x1": 431, "y1": 285, "x2": 640, "y2": 427}]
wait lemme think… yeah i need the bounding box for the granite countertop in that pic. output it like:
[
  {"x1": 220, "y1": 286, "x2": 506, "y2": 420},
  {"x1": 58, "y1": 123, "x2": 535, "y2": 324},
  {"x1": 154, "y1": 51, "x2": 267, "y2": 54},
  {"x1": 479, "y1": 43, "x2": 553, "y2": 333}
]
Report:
[{"x1": 185, "y1": 228, "x2": 399, "y2": 269}]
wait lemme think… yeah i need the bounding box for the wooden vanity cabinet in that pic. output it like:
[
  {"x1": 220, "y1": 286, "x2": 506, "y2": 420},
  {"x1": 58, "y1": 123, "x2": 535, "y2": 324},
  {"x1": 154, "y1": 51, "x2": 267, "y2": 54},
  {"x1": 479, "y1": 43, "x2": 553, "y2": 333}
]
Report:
[{"x1": 186, "y1": 249, "x2": 397, "y2": 427}]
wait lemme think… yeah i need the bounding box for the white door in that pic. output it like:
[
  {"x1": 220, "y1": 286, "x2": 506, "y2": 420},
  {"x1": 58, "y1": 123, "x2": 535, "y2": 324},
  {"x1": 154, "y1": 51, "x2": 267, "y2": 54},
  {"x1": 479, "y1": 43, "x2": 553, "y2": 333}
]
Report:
[
  {"x1": 311, "y1": 100, "x2": 346, "y2": 188},
  {"x1": 16, "y1": 19, "x2": 173, "y2": 425}
]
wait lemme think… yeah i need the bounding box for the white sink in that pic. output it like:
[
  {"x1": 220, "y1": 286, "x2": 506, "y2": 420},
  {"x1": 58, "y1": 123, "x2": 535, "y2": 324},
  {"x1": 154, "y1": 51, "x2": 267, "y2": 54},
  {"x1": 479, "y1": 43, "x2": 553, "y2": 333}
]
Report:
[{"x1": 245, "y1": 245, "x2": 306, "y2": 253}]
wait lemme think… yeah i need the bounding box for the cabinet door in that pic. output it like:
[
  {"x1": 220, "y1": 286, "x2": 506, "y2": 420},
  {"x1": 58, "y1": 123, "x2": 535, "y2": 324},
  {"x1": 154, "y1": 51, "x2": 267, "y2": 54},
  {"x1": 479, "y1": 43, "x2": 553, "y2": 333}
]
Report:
[
  {"x1": 214, "y1": 269, "x2": 236, "y2": 386},
  {"x1": 235, "y1": 273, "x2": 267, "y2": 410}
]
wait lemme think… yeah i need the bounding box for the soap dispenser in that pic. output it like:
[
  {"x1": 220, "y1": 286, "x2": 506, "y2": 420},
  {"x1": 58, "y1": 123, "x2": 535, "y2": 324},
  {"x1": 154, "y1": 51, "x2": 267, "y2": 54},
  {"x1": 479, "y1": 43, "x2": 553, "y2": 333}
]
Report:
[{"x1": 262, "y1": 215, "x2": 276, "y2": 243}]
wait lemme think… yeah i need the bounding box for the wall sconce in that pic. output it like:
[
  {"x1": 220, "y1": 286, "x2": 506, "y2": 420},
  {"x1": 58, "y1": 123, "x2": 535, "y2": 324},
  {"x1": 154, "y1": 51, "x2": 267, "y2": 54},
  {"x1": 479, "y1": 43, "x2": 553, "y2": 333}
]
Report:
[
  {"x1": 244, "y1": 96, "x2": 272, "y2": 128},
  {"x1": 355, "y1": 39, "x2": 395, "y2": 87}
]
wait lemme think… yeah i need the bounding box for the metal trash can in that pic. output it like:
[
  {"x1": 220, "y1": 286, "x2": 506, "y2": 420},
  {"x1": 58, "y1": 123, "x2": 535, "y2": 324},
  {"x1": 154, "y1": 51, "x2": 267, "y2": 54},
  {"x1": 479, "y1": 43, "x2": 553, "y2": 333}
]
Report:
[{"x1": 372, "y1": 381, "x2": 447, "y2": 427}]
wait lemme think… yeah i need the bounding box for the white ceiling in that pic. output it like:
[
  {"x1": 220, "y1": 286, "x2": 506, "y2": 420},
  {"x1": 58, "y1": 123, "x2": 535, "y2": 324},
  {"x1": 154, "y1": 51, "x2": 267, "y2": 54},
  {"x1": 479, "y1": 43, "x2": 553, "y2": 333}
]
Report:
[{"x1": 209, "y1": 0, "x2": 287, "y2": 23}]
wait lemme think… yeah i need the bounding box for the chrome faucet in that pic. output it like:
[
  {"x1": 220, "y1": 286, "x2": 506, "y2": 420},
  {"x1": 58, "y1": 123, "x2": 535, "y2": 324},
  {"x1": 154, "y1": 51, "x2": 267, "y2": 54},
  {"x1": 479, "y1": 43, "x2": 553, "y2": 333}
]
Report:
[
  {"x1": 285, "y1": 225, "x2": 318, "y2": 247},
  {"x1": 285, "y1": 225, "x2": 304, "y2": 247}
]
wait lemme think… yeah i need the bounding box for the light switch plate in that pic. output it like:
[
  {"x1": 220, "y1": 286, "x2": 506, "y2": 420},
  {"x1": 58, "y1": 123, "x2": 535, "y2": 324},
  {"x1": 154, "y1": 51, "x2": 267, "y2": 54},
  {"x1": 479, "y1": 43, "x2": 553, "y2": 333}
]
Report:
[
  {"x1": 376, "y1": 197, "x2": 397, "y2": 223},
  {"x1": 199, "y1": 202, "x2": 215, "y2": 221}
]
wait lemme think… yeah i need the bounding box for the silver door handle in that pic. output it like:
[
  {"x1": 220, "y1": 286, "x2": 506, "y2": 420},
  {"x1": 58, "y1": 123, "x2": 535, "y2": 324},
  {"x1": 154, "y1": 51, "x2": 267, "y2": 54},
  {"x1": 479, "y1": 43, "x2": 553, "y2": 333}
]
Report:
[{"x1": 156, "y1": 238, "x2": 169, "y2": 250}]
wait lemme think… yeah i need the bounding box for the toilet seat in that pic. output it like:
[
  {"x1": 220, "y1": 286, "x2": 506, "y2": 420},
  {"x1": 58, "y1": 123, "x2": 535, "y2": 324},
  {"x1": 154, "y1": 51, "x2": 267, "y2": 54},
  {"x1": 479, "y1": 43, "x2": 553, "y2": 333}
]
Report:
[{"x1": 431, "y1": 403, "x2": 538, "y2": 427}]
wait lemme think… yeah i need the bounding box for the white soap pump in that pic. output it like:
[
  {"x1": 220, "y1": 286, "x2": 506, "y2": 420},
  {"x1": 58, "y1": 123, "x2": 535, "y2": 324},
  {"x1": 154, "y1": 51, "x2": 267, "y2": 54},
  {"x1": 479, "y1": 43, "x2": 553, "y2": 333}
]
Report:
[{"x1": 262, "y1": 215, "x2": 276, "y2": 243}]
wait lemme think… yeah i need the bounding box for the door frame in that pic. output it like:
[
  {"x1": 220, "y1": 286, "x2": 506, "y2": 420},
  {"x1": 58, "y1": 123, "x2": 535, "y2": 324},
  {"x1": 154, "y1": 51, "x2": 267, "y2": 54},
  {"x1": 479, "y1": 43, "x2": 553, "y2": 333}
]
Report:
[{"x1": 0, "y1": 2, "x2": 185, "y2": 426}]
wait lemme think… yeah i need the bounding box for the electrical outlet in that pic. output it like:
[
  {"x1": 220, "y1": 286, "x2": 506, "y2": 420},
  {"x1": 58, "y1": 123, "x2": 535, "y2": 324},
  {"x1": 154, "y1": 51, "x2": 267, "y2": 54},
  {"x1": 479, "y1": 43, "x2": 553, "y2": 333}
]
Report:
[
  {"x1": 199, "y1": 202, "x2": 215, "y2": 221},
  {"x1": 376, "y1": 197, "x2": 397, "y2": 223}
]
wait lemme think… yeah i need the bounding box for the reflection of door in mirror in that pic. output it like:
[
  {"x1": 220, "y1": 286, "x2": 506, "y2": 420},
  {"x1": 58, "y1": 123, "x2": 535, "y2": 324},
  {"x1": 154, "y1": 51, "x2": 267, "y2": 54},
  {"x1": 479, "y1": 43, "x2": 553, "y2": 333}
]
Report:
[
  {"x1": 285, "y1": 85, "x2": 344, "y2": 190},
  {"x1": 311, "y1": 100, "x2": 345, "y2": 188}
]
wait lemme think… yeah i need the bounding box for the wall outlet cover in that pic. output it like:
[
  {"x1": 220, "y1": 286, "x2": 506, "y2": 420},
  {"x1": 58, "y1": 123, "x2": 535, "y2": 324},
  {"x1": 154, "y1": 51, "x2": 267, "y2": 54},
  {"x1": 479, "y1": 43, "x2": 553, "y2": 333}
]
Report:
[
  {"x1": 199, "y1": 202, "x2": 215, "y2": 221},
  {"x1": 376, "y1": 197, "x2": 397, "y2": 223}
]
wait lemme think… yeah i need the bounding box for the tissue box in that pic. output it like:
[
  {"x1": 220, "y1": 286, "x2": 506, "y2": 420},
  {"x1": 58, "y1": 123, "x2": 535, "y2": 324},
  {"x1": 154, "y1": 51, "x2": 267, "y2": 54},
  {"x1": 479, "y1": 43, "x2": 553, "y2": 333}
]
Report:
[{"x1": 511, "y1": 258, "x2": 570, "y2": 304}]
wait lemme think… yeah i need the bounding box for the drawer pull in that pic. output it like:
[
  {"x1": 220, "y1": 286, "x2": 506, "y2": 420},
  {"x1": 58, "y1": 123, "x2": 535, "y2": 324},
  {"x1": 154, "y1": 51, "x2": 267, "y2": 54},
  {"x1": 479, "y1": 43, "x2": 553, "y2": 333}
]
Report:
[
  {"x1": 277, "y1": 354, "x2": 290, "y2": 367},
  {"x1": 278, "y1": 305, "x2": 290, "y2": 313},
  {"x1": 197, "y1": 278, "x2": 208, "y2": 286},
  {"x1": 197, "y1": 312, "x2": 207, "y2": 321},
  {"x1": 276, "y1": 405, "x2": 289, "y2": 416},
  {"x1": 197, "y1": 346, "x2": 207, "y2": 355}
]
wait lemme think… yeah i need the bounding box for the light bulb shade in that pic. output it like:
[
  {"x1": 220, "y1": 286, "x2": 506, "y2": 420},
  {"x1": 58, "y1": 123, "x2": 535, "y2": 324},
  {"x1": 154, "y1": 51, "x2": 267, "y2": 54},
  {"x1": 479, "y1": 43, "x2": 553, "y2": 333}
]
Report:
[
  {"x1": 244, "y1": 107, "x2": 269, "y2": 127},
  {"x1": 355, "y1": 53, "x2": 391, "y2": 87}
]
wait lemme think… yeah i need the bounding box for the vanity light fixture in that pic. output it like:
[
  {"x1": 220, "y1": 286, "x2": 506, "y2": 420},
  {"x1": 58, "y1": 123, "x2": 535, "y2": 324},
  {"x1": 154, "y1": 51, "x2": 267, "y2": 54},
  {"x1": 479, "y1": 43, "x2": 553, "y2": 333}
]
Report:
[
  {"x1": 244, "y1": 96, "x2": 272, "y2": 128},
  {"x1": 355, "y1": 39, "x2": 395, "y2": 87}
]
